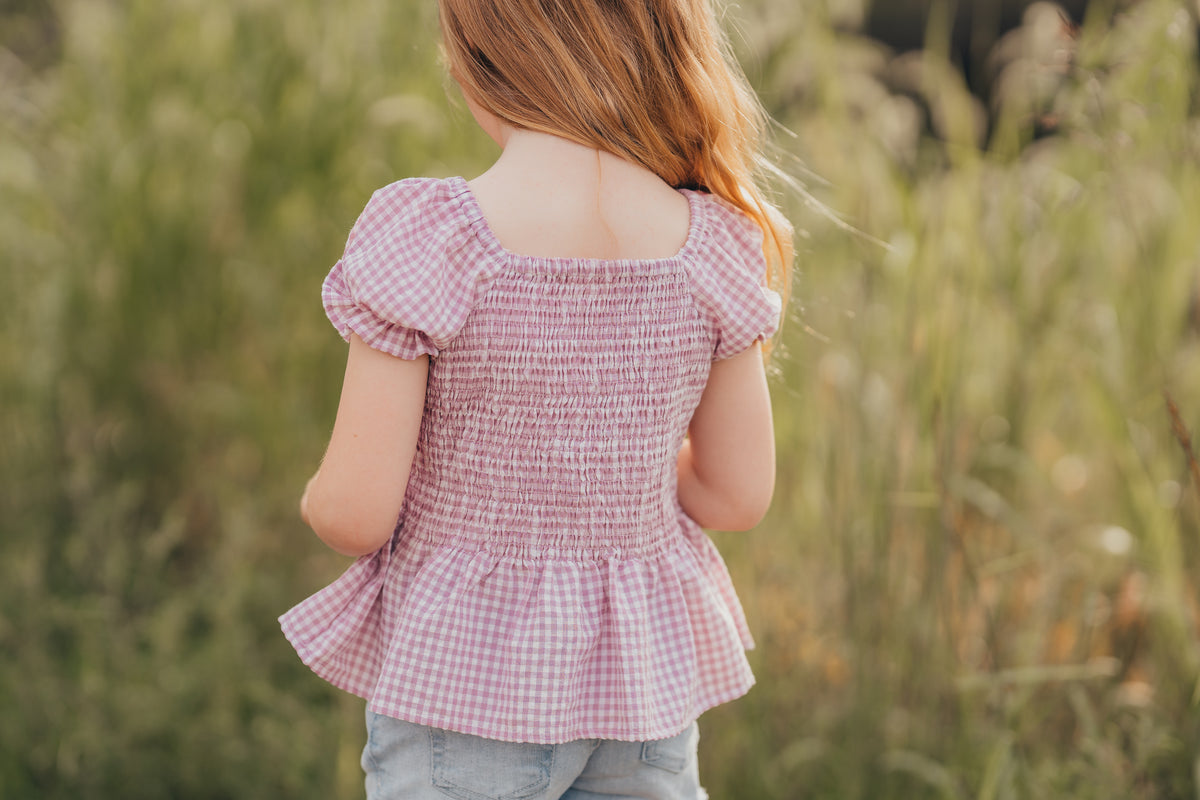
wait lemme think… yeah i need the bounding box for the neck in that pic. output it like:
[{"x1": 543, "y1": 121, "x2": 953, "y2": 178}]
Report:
[
  {"x1": 489, "y1": 127, "x2": 657, "y2": 187},
  {"x1": 498, "y1": 127, "x2": 596, "y2": 163}
]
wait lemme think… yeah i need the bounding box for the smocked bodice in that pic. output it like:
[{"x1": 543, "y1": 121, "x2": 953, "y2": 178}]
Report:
[{"x1": 410, "y1": 254, "x2": 711, "y2": 560}]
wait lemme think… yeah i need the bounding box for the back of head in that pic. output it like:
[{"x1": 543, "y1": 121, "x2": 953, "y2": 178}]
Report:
[{"x1": 438, "y1": 0, "x2": 792, "y2": 314}]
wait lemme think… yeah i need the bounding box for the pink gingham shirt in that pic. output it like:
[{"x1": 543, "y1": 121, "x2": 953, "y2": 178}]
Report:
[{"x1": 279, "y1": 176, "x2": 781, "y2": 744}]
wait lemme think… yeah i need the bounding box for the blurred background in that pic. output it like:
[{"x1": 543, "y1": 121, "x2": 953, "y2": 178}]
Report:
[{"x1": 2, "y1": 0, "x2": 1200, "y2": 797}]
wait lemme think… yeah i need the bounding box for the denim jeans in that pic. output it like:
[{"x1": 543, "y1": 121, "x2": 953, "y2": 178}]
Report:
[{"x1": 362, "y1": 710, "x2": 708, "y2": 800}]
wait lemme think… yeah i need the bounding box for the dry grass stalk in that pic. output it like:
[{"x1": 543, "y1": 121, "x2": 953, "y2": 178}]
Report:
[{"x1": 1164, "y1": 389, "x2": 1200, "y2": 500}]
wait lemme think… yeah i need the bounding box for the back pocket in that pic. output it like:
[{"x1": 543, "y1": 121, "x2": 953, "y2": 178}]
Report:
[
  {"x1": 639, "y1": 723, "x2": 698, "y2": 774},
  {"x1": 430, "y1": 728, "x2": 554, "y2": 800}
]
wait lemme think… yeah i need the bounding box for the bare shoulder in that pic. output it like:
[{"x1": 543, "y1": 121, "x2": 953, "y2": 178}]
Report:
[{"x1": 597, "y1": 156, "x2": 691, "y2": 258}]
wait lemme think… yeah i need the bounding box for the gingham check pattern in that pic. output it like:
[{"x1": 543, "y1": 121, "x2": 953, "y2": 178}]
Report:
[{"x1": 280, "y1": 177, "x2": 782, "y2": 744}]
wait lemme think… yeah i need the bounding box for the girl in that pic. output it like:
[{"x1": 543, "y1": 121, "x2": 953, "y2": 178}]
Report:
[{"x1": 281, "y1": 0, "x2": 791, "y2": 797}]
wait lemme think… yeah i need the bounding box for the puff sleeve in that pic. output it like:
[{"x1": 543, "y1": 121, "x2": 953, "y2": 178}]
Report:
[
  {"x1": 687, "y1": 196, "x2": 784, "y2": 360},
  {"x1": 322, "y1": 178, "x2": 491, "y2": 359}
]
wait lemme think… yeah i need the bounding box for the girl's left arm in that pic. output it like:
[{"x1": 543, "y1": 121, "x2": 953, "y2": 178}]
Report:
[{"x1": 300, "y1": 334, "x2": 429, "y2": 557}]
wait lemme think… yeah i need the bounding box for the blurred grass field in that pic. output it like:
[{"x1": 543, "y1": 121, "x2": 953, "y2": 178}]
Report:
[{"x1": 3, "y1": 0, "x2": 1200, "y2": 797}]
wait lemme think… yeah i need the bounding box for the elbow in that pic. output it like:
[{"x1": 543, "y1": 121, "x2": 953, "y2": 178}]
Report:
[
  {"x1": 309, "y1": 508, "x2": 396, "y2": 557},
  {"x1": 727, "y1": 462, "x2": 775, "y2": 530},
  {"x1": 707, "y1": 491, "x2": 773, "y2": 532},
  {"x1": 302, "y1": 485, "x2": 397, "y2": 557},
  {"x1": 729, "y1": 502, "x2": 772, "y2": 532},
  {"x1": 689, "y1": 482, "x2": 775, "y2": 532},
  {"x1": 678, "y1": 444, "x2": 776, "y2": 532}
]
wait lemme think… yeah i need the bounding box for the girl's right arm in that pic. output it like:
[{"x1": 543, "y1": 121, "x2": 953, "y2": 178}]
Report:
[
  {"x1": 301, "y1": 334, "x2": 428, "y2": 557},
  {"x1": 677, "y1": 342, "x2": 776, "y2": 531}
]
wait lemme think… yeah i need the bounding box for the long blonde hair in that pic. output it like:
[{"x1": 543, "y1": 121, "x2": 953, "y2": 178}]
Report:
[{"x1": 438, "y1": 0, "x2": 792, "y2": 316}]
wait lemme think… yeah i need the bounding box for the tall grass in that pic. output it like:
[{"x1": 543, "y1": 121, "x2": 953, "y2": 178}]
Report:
[
  {"x1": 1, "y1": 0, "x2": 1198, "y2": 797},
  {"x1": 701, "y1": 2, "x2": 1200, "y2": 797},
  {"x1": 2, "y1": 0, "x2": 487, "y2": 795}
]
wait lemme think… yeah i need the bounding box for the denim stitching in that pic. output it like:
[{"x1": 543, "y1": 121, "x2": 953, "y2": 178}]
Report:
[
  {"x1": 639, "y1": 733, "x2": 689, "y2": 774},
  {"x1": 429, "y1": 729, "x2": 554, "y2": 800}
]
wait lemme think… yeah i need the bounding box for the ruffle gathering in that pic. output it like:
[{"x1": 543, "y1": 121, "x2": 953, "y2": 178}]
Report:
[
  {"x1": 280, "y1": 176, "x2": 781, "y2": 743},
  {"x1": 280, "y1": 513, "x2": 755, "y2": 744}
]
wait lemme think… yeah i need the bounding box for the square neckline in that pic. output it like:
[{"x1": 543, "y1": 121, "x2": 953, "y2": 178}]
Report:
[{"x1": 447, "y1": 176, "x2": 705, "y2": 269}]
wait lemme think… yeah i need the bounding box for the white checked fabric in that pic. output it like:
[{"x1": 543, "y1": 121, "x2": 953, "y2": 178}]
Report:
[{"x1": 280, "y1": 176, "x2": 782, "y2": 744}]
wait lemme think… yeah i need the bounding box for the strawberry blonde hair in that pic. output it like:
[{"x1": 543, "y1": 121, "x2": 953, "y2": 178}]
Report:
[{"x1": 438, "y1": 0, "x2": 792, "y2": 320}]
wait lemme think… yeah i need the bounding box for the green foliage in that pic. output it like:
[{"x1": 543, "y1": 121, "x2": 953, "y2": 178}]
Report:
[
  {"x1": 2, "y1": 0, "x2": 491, "y2": 796},
  {"x1": 2, "y1": 0, "x2": 1199, "y2": 797}
]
